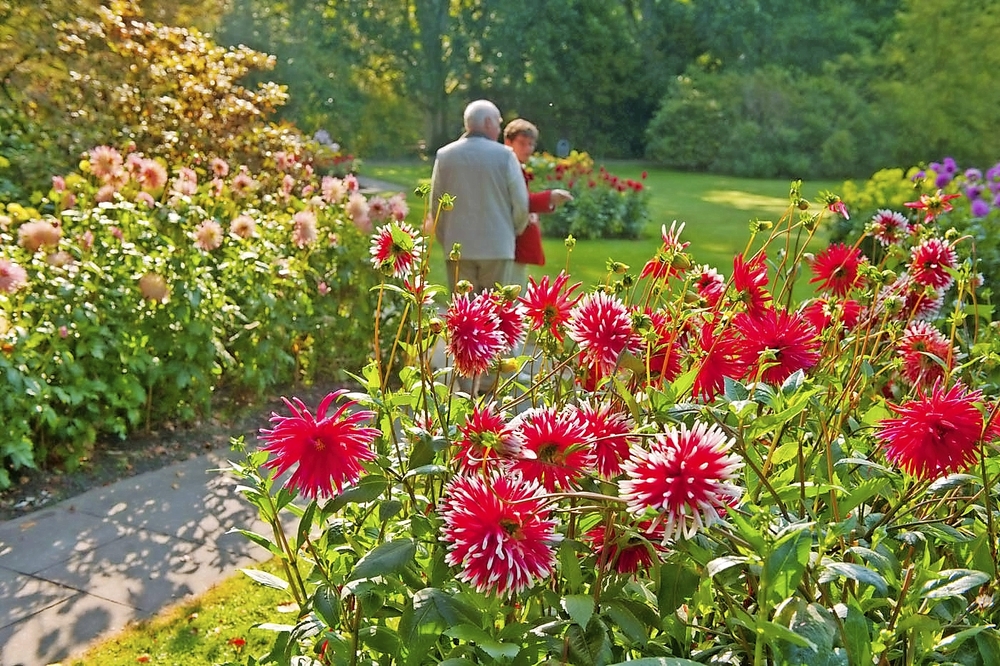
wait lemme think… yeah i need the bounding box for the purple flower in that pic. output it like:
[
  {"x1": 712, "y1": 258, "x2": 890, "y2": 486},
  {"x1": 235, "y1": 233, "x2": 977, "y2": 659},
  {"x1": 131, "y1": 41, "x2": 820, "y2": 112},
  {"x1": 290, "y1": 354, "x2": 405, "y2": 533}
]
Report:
[
  {"x1": 965, "y1": 183, "x2": 984, "y2": 200},
  {"x1": 971, "y1": 198, "x2": 991, "y2": 218},
  {"x1": 942, "y1": 157, "x2": 959, "y2": 176},
  {"x1": 935, "y1": 173, "x2": 953, "y2": 189},
  {"x1": 965, "y1": 168, "x2": 982, "y2": 183}
]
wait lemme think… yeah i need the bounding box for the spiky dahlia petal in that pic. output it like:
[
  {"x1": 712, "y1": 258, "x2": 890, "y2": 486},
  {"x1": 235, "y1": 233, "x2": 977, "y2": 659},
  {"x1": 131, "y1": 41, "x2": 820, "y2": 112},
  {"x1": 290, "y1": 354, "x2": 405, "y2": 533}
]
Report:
[
  {"x1": 510, "y1": 405, "x2": 592, "y2": 491},
  {"x1": 566, "y1": 291, "x2": 641, "y2": 374},
  {"x1": 445, "y1": 292, "x2": 507, "y2": 377}
]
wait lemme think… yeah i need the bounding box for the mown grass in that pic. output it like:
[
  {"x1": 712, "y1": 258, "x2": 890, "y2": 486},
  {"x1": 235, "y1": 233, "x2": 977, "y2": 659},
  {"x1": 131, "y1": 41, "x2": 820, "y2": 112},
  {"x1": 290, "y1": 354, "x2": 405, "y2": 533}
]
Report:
[
  {"x1": 68, "y1": 558, "x2": 294, "y2": 666},
  {"x1": 71, "y1": 160, "x2": 846, "y2": 663},
  {"x1": 362, "y1": 159, "x2": 844, "y2": 289}
]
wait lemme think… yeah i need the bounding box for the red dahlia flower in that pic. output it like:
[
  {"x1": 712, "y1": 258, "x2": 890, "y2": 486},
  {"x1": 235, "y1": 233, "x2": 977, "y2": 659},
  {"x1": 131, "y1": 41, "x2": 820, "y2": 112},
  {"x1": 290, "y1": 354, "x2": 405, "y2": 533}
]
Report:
[
  {"x1": 439, "y1": 473, "x2": 560, "y2": 596},
  {"x1": 735, "y1": 307, "x2": 822, "y2": 385},
  {"x1": 519, "y1": 271, "x2": 582, "y2": 342},
  {"x1": 260, "y1": 390, "x2": 380, "y2": 499},
  {"x1": 690, "y1": 264, "x2": 726, "y2": 307},
  {"x1": 691, "y1": 318, "x2": 748, "y2": 401},
  {"x1": 640, "y1": 221, "x2": 691, "y2": 282},
  {"x1": 809, "y1": 243, "x2": 866, "y2": 297},
  {"x1": 732, "y1": 252, "x2": 772, "y2": 316},
  {"x1": 620, "y1": 421, "x2": 743, "y2": 542},
  {"x1": 904, "y1": 190, "x2": 962, "y2": 224},
  {"x1": 510, "y1": 405, "x2": 592, "y2": 491},
  {"x1": 877, "y1": 382, "x2": 987, "y2": 479}
]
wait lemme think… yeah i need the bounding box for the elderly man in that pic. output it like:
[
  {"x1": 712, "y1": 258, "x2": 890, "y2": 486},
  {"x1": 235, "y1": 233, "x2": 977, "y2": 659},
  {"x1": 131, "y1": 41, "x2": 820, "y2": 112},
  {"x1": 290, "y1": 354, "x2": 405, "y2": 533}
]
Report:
[{"x1": 429, "y1": 100, "x2": 530, "y2": 293}]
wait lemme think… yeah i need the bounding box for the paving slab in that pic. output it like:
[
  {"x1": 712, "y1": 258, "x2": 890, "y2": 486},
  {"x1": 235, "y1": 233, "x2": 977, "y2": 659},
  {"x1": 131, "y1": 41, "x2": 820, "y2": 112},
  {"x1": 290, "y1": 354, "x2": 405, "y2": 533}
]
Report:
[{"x1": 0, "y1": 446, "x2": 282, "y2": 666}]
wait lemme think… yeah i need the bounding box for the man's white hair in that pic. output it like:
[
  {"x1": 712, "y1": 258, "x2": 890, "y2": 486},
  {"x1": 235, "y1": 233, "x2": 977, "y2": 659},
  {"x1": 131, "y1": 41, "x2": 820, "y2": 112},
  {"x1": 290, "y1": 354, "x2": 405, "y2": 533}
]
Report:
[{"x1": 464, "y1": 99, "x2": 500, "y2": 133}]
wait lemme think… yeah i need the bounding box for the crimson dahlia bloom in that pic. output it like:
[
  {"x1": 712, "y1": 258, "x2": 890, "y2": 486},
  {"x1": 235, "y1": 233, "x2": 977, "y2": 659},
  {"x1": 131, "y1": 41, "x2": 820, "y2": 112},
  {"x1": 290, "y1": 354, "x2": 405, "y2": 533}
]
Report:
[
  {"x1": 877, "y1": 382, "x2": 986, "y2": 479},
  {"x1": 567, "y1": 291, "x2": 642, "y2": 376},
  {"x1": 735, "y1": 307, "x2": 821, "y2": 385},
  {"x1": 620, "y1": 421, "x2": 743, "y2": 542},
  {"x1": 260, "y1": 390, "x2": 380, "y2": 499},
  {"x1": 445, "y1": 292, "x2": 507, "y2": 377},
  {"x1": 809, "y1": 243, "x2": 866, "y2": 297},
  {"x1": 691, "y1": 264, "x2": 726, "y2": 307},
  {"x1": 691, "y1": 319, "x2": 748, "y2": 401},
  {"x1": 510, "y1": 405, "x2": 592, "y2": 491},
  {"x1": 439, "y1": 473, "x2": 560, "y2": 596},
  {"x1": 519, "y1": 271, "x2": 582, "y2": 342}
]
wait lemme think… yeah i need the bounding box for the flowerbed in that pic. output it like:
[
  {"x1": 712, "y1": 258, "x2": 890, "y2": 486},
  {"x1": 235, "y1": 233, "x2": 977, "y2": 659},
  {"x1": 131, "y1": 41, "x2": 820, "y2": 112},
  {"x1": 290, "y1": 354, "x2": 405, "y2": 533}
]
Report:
[
  {"x1": 227, "y1": 180, "x2": 1000, "y2": 664},
  {"x1": 0, "y1": 144, "x2": 398, "y2": 487},
  {"x1": 527, "y1": 151, "x2": 650, "y2": 240}
]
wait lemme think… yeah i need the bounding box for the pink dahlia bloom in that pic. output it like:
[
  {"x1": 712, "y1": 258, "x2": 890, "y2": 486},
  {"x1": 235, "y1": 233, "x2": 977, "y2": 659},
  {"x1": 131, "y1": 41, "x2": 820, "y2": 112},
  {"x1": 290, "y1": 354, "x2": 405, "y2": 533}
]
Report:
[
  {"x1": 193, "y1": 219, "x2": 223, "y2": 251},
  {"x1": 439, "y1": 473, "x2": 560, "y2": 596},
  {"x1": 138, "y1": 273, "x2": 169, "y2": 302},
  {"x1": 321, "y1": 176, "x2": 348, "y2": 203},
  {"x1": 18, "y1": 219, "x2": 62, "y2": 253},
  {"x1": 908, "y1": 237, "x2": 957, "y2": 290},
  {"x1": 346, "y1": 192, "x2": 371, "y2": 232},
  {"x1": 566, "y1": 291, "x2": 641, "y2": 376},
  {"x1": 138, "y1": 158, "x2": 169, "y2": 192},
  {"x1": 89, "y1": 145, "x2": 123, "y2": 181},
  {"x1": 210, "y1": 157, "x2": 230, "y2": 178},
  {"x1": 230, "y1": 214, "x2": 256, "y2": 239},
  {"x1": 445, "y1": 292, "x2": 506, "y2": 377},
  {"x1": 510, "y1": 404, "x2": 591, "y2": 492},
  {"x1": 0, "y1": 259, "x2": 28, "y2": 294},
  {"x1": 620, "y1": 421, "x2": 743, "y2": 542},
  {"x1": 231, "y1": 169, "x2": 257, "y2": 196},
  {"x1": 260, "y1": 390, "x2": 380, "y2": 499},
  {"x1": 519, "y1": 271, "x2": 582, "y2": 342},
  {"x1": 369, "y1": 220, "x2": 423, "y2": 279},
  {"x1": 291, "y1": 210, "x2": 318, "y2": 248},
  {"x1": 800, "y1": 298, "x2": 862, "y2": 333},
  {"x1": 734, "y1": 307, "x2": 821, "y2": 385},
  {"x1": 808, "y1": 243, "x2": 866, "y2": 297},
  {"x1": 877, "y1": 382, "x2": 985, "y2": 479},
  {"x1": 491, "y1": 292, "x2": 526, "y2": 352}
]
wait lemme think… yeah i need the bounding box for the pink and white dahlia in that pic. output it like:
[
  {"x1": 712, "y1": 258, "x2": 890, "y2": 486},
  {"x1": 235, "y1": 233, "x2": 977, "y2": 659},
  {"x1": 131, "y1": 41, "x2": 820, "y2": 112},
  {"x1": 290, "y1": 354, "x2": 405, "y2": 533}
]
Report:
[
  {"x1": 620, "y1": 421, "x2": 743, "y2": 542},
  {"x1": 909, "y1": 237, "x2": 957, "y2": 290},
  {"x1": 897, "y1": 321, "x2": 956, "y2": 388},
  {"x1": 510, "y1": 404, "x2": 592, "y2": 491},
  {"x1": 445, "y1": 292, "x2": 506, "y2": 377},
  {"x1": 870, "y1": 209, "x2": 910, "y2": 246},
  {"x1": 230, "y1": 214, "x2": 256, "y2": 239},
  {"x1": 454, "y1": 402, "x2": 524, "y2": 473},
  {"x1": 566, "y1": 291, "x2": 641, "y2": 375},
  {"x1": 369, "y1": 220, "x2": 423, "y2": 279},
  {"x1": 519, "y1": 271, "x2": 582, "y2": 342},
  {"x1": 577, "y1": 401, "x2": 635, "y2": 479},
  {"x1": 439, "y1": 472, "x2": 560, "y2": 596},
  {"x1": 0, "y1": 259, "x2": 28, "y2": 294},
  {"x1": 291, "y1": 210, "x2": 318, "y2": 248}
]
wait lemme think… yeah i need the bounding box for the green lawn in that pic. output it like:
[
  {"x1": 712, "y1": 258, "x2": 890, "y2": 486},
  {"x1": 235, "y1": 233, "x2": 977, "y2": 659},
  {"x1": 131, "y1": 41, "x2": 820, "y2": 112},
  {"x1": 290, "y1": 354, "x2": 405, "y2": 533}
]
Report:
[{"x1": 362, "y1": 159, "x2": 844, "y2": 289}]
